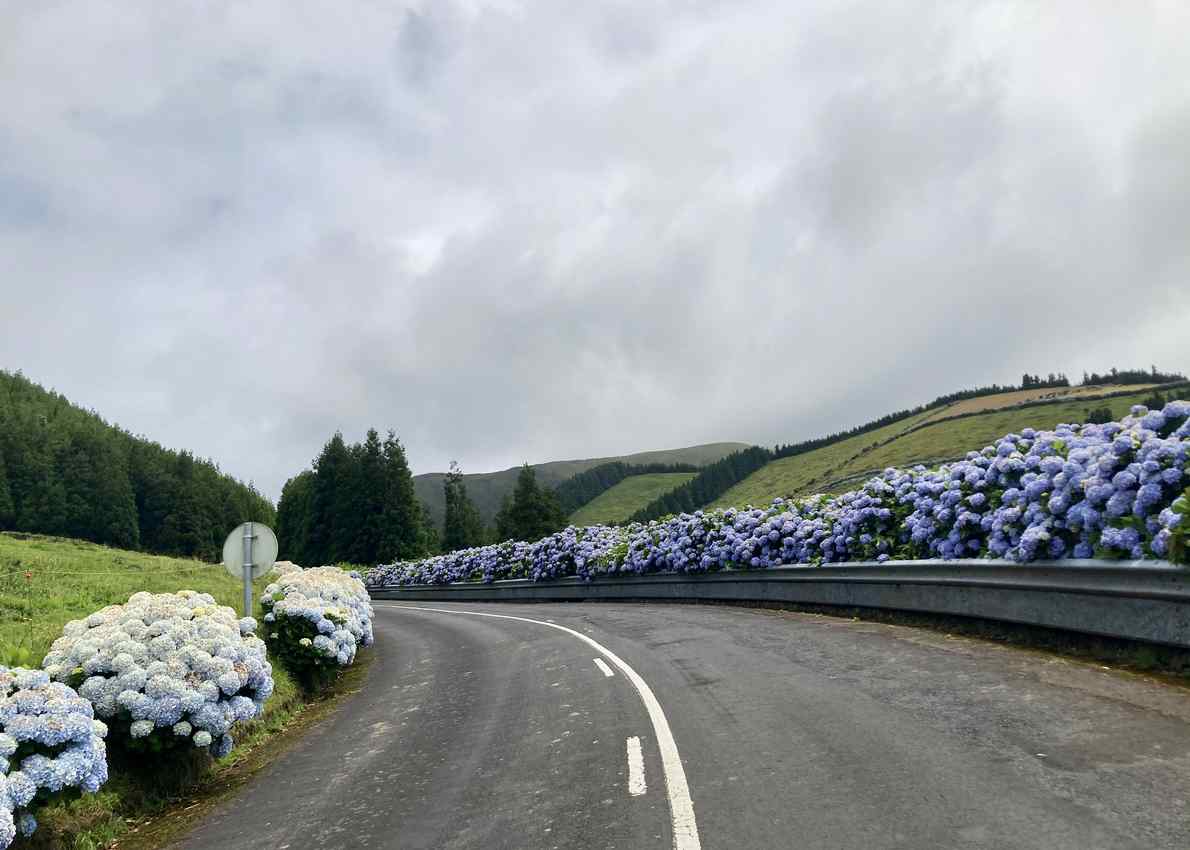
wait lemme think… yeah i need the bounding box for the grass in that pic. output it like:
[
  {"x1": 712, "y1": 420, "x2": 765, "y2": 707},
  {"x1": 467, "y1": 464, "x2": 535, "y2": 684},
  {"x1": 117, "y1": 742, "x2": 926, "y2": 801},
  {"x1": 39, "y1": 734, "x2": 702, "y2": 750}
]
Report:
[
  {"x1": 570, "y1": 472, "x2": 698, "y2": 526},
  {"x1": 711, "y1": 386, "x2": 1181, "y2": 508},
  {"x1": 0, "y1": 532, "x2": 368, "y2": 850}
]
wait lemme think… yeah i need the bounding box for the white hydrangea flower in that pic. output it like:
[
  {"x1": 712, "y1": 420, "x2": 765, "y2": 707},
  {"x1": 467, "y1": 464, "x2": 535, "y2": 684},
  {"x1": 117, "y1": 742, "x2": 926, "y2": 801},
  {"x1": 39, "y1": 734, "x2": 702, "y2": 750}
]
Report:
[
  {"x1": 41, "y1": 592, "x2": 274, "y2": 761},
  {"x1": 260, "y1": 567, "x2": 374, "y2": 673},
  {"x1": 0, "y1": 665, "x2": 109, "y2": 848}
]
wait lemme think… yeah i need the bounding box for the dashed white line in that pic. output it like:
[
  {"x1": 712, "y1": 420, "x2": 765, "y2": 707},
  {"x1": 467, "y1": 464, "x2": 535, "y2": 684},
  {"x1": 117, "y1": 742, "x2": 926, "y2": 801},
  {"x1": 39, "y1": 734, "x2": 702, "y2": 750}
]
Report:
[
  {"x1": 593, "y1": 657, "x2": 615, "y2": 678},
  {"x1": 627, "y1": 736, "x2": 647, "y2": 796},
  {"x1": 382, "y1": 603, "x2": 702, "y2": 850}
]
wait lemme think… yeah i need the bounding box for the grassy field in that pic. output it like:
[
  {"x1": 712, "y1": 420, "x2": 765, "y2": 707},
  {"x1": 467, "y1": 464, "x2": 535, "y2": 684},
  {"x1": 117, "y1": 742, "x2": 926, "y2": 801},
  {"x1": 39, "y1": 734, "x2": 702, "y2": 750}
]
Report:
[
  {"x1": 569, "y1": 472, "x2": 697, "y2": 526},
  {"x1": 0, "y1": 532, "x2": 321, "y2": 849},
  {"x1": 712, "y1": 386, "x2": 1182, "y2": 509}
]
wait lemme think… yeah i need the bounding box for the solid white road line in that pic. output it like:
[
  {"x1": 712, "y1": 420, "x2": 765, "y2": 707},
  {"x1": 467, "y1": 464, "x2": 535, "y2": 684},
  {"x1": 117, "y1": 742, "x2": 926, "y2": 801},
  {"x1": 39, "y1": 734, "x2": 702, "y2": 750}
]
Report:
[
  {"x1": 381, "y1": 603, "x2": 702, "y2": 850},
  {"x1": 627, "y1": 736, "x2": 647, "y2": 796},
  {"x1": 593, "y1": 657, "x2": 615, "y2": 678}
]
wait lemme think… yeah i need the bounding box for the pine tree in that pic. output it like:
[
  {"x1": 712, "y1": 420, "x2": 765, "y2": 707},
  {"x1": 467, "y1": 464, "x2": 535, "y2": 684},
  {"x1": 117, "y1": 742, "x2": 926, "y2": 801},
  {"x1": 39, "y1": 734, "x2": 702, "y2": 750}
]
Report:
[
  {"x1": 378, "y1": 431, "x2": 425, "y2": 562},
  {"x1": 308, "y1": 433, "x2": 351, "y2": 565},
  {"x1": 276, "y1": 471, "x2": 315, "y2": 565},
  {"x1": 442, "y1": 461, "x2": 484, "y2": 552},
  {"x1": 355, "y1": 429, "x2": 387, "y2": 563},
  {"x1": 501, "y1": 464, "x2": 566, "y2": 542}
]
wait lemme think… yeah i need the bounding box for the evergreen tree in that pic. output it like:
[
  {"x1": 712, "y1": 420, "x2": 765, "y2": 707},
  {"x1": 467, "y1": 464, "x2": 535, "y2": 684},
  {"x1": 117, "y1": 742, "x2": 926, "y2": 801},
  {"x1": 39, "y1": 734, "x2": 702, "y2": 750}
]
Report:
[
  {"x1": 308, "y1": 433, "x2": 351, "y2": 566},
  {"x1": 276, "y1": 471, "x2": 315, "y2": 565},
  {"x1": 417, "y1": 500, "x2": 440, "y2": 556},
  {"x1": 378, "y1": 431, "x2": 425, "y2": 562},
  {"x1": 493, "y1": 494, "x2": 515, "y2": 542},
  {"x1": 354, "y1": 429, "x2": 388, "y2": 563},
  {"x1": 497, "y1": 464, "x2": 566, "y2": 542},
  {"x1": 442, "y1": 461, "x2": 484, "y2": 552}
]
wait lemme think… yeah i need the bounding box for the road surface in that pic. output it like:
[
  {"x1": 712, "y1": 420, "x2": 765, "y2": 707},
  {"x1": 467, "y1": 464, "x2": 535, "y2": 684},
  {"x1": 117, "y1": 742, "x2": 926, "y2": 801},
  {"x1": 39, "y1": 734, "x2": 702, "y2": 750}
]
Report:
[{"x1": 174, "y1": 602, "x2": 1190, "y2": 849}]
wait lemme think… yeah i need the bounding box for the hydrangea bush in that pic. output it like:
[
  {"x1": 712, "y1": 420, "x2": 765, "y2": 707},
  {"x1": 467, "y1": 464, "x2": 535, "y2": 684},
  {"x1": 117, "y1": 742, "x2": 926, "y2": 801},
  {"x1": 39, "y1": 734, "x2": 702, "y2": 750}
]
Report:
[
  {"x1": 268, "y1": 560, "x2": 302, "y2": 578},
  {"x1": 1, "y1": 667, "x2": 108, "y2": 848},
  {"x1": 41, "y1": 591, "x2": 274, "y2": 760},
  {"x1": 260, "y1": 568, "x2": 374, "y2": 690},
  {"x1": 367, "y1": 402, "x2": 1190, "y2": 588}
]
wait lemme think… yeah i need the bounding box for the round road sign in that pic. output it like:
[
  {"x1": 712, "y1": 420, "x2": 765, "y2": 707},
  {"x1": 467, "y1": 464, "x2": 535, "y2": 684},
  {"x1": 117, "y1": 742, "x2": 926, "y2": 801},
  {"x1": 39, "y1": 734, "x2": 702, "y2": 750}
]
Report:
[{"x1": 222, "y1": 522, "x2": 278, "y2": 581}]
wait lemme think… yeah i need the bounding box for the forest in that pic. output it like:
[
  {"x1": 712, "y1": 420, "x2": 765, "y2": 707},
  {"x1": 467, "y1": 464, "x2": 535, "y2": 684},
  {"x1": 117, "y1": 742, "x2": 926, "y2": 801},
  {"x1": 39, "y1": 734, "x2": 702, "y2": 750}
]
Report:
[
  {"x1": 0, "y1": 370, "x2": 274, "y2": 560},
  {"x1": 275, "y1": 430, "x2": 437, "y2": 567}
]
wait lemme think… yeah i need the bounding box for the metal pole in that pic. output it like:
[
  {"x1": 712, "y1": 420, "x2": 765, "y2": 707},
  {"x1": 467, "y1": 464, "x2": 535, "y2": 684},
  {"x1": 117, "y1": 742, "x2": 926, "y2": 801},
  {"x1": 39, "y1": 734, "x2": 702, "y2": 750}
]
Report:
[{"x1": 242, "y1": 521, "x2": 254, "y2": 618}]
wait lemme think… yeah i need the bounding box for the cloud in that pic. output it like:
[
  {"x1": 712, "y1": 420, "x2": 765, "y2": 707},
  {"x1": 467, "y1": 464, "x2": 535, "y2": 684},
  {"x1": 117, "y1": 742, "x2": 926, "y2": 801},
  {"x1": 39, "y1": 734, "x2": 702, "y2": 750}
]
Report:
[{"x1": 2, "y1": 0, "x2": 1188, "y2": 500}]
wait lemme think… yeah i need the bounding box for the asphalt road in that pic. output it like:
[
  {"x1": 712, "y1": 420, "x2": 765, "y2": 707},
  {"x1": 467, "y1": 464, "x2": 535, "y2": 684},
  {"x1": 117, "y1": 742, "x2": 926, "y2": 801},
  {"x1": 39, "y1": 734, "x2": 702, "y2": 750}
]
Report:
[{"x1": 174, "y1": 602, "x2": 1190, "y2": 850}]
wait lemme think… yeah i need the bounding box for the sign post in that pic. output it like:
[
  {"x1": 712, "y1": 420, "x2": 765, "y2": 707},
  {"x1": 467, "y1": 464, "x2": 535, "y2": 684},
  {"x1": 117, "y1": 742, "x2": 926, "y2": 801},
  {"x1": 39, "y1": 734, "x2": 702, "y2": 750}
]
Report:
[{"x1": 223, "y1": 522, "x2": 278, "y2": 617}]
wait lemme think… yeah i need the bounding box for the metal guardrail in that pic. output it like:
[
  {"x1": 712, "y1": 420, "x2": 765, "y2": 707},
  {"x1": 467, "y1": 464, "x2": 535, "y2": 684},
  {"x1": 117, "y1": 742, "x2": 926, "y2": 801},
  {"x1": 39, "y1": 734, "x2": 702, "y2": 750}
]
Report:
[{"x1": 368, "y1": 560, "x2": 1190, "y2": 649}]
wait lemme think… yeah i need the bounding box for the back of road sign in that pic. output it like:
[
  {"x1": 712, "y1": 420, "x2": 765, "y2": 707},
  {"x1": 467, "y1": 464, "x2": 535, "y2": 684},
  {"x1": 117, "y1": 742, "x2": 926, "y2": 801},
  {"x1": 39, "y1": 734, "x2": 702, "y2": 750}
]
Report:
[{"x1": 223, "y1": 522, "x2": 278, "y2": 581}]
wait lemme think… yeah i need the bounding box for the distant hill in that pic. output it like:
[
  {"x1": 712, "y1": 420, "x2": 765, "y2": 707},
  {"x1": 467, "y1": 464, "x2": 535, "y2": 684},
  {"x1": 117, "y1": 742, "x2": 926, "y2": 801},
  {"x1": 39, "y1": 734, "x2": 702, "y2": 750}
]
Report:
[{"x1": 413, "y1": 442, "x2": 749, "y2": 528}]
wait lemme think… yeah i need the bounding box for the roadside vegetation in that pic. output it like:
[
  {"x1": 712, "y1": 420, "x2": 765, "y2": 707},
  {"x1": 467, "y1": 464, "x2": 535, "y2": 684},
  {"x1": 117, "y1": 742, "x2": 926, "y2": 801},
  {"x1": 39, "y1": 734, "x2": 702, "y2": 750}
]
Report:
[{"x1": 0, "y1": 533, "x2": 372, "y2": 849}]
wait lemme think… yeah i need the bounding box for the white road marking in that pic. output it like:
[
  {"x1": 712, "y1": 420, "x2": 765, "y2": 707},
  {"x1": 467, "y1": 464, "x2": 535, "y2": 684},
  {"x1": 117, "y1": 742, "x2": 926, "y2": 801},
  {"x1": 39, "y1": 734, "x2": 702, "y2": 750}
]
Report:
[
  {"x1": 627, "y1": 736, "x2": 647, "y2": 796},
  {"x1": 593, "y1": 657, "x2": 615, "y2": 678},
  {"x1": 381, "y1": 603, "x2": 702, "y2": 850}
]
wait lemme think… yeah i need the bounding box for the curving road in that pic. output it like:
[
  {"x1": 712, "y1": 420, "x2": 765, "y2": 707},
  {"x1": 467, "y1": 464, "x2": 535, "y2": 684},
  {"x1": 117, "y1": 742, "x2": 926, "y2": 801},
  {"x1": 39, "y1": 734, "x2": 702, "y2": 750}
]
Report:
[{"x1": 175, "y1": 602, "x2": 1190, "y2": 849}]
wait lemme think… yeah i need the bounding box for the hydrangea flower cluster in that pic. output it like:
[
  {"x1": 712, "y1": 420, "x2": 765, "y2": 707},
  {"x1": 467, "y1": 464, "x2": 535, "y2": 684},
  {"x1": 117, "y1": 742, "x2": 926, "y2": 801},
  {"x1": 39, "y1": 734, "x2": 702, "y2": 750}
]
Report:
[
  {"x1": 260, "y1": 568, "x2": 374, "y2": 688},
  {"x1": 367, "y1": 402, "x2": 1190, "y2": 588},
  {"x1": 268, "y1": 560, "x2": 302, "y2": 577},
  {"x1": 1, "y1": 666, "x2": 108, "y2": 848},
  {"x1": 41, "y1": 591, "x2": 274, "y2": 760}
]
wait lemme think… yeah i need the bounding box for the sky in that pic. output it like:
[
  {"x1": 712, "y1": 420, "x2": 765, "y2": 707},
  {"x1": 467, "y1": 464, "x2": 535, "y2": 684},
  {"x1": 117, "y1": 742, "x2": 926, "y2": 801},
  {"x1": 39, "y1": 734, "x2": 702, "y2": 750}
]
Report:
[{"x1": 2, "y1": 1, "x2": 1189, "y2": 501}]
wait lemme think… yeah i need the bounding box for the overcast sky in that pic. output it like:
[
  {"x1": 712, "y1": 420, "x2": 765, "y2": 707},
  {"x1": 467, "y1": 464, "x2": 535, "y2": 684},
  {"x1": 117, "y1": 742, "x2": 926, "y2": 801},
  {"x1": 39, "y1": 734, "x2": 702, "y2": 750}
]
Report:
[{"x1": 2, "y1": 1, "x2": 1188, "y2": 500}]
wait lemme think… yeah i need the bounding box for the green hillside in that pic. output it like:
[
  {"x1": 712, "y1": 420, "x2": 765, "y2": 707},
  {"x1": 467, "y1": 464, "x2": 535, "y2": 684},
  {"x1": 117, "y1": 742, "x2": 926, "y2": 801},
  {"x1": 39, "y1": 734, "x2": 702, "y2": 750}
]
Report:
[
  {"x1": 0, "y1": 531, "x2": 284, "y2": 665},
  {"x1": 712, "y1": 386, "x2": 1182, "y2": 509},
  {"x1": 414, "y1": 442, "x2": 748, "y2": 528},
  {"x1": 570, "y1": 472, "x2": 697, "y2": 526}
]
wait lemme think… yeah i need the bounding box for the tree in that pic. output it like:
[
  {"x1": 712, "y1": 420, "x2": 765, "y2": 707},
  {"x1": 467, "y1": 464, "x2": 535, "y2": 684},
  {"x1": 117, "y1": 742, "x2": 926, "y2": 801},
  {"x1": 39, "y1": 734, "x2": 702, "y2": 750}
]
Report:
[
  {"x1": 276, "y1": 471, "x2": 315, "y2": 565},
  {"x1": 308, "y1": 433, "x2": 352, "y2": 565},
  {"x1": 417, "y1": 500, "x2": 440, "y2": 556},
  {"x1": 442, "y1": 461, "x2": 484, "y2": 552},
  {"x1": 378, "y1": 431, "x2": 426, "y2": 562},
  {"x1": 494, "y1": 464, "x2": 566, "y2": 542}
]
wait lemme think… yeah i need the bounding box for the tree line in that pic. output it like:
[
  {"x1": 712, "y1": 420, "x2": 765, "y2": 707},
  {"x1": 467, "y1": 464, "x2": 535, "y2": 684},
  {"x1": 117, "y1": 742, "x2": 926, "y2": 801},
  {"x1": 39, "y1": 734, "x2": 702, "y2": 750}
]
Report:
[
  {"x1": 627, "y1": 447, "x2": 772, "y2": 523},
  {"x1": 1020, "y1": 373, "x2": 1069, "y2": 389},
  {"x1": 0, "y1": 370, "x2": 274, "y2": 560},
  {"x1": 1080, "y1": 366, "x2": 1186, "y2": 386},
  {"x1": 275, "y1": 430, "x2": 439, "y2": 566}
]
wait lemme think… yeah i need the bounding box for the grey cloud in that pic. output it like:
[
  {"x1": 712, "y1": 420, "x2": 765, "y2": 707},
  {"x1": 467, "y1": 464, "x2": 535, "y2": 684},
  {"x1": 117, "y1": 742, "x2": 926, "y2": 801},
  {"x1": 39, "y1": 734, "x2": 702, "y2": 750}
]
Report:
[{"x1": 2, "y1": 0, "x2": 1188, "y2": 500}]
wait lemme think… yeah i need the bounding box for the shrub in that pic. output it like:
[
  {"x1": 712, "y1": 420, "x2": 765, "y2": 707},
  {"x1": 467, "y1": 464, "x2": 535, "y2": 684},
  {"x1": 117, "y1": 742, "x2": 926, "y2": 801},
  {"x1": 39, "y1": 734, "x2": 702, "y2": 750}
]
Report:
[
  {"x1": 0, "y1": 667, "x2": 109, "y2": 848},
  {"x1": 41, "y1": 591, "x2": 274, "y2": 760},
  {"x1": 260, "y1": 568, "x2": 374, "y2": 691}
]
